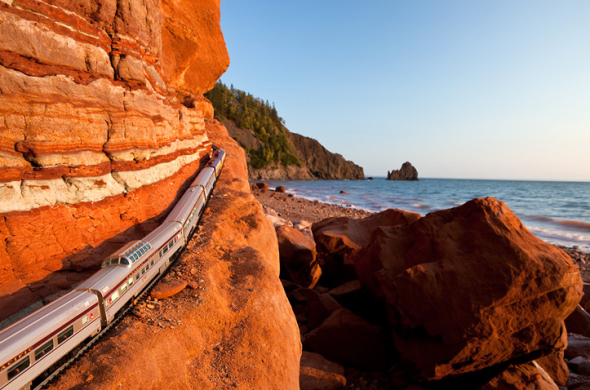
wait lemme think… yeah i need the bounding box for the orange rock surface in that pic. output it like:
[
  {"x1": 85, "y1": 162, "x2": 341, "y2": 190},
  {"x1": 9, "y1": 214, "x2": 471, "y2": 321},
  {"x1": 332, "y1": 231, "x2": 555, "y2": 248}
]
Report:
[
  {"x1": 355, "y1": 198, "x2": 582, "y2": 381},
  {"x1": 0, "y1": 155, "x2": 209, "y2": 322},
  {"x1": 150, "y1": 279, "x2": 188, "y2": 300},
  {"x1": 161, "y1": 0, "x2": 230, "y2": 94},
  {"x1": 47, "y1": 120, "x2": 301, "y2": 389},
  {"x1": 0, "y1": 0, "x2": 229, "y2": 322}
]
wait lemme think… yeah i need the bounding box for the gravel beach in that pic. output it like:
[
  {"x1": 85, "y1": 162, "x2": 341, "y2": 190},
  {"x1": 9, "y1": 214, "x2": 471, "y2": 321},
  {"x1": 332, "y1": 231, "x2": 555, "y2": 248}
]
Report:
[{"x1": 252, "y1": 186, "x2": 372, "y2": 223}]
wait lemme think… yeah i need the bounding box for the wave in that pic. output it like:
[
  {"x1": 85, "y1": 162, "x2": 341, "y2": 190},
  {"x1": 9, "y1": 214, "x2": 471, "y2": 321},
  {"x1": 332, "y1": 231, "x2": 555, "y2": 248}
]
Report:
[
  {"x1": 528, "y1": 226, "x2": 590, "y2": 245},
  {"x1": 524, "y1": 214, "x2": 590, "y2": 232},
  {"x1": 557, "y1": 219, "x2": 590, "y2": 232}
]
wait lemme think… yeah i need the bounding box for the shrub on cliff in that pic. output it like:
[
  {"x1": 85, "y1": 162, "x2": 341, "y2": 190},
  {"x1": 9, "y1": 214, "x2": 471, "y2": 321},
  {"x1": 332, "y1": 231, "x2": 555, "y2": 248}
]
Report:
[{"x1": 205, "y1": 81, "x2": 301, "y2": 169}]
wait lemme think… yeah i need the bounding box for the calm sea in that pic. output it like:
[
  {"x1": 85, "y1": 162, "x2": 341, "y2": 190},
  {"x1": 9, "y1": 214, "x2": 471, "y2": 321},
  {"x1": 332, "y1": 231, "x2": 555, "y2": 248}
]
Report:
[{"x1": 263, "y1": 178, "x2": 590, "y2": 252}]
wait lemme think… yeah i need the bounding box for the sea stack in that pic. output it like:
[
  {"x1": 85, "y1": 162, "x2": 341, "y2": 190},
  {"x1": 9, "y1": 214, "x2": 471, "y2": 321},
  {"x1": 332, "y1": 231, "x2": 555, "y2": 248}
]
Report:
[{"x1": 387, "y1": 162, "x2": 418, "y2": 181}]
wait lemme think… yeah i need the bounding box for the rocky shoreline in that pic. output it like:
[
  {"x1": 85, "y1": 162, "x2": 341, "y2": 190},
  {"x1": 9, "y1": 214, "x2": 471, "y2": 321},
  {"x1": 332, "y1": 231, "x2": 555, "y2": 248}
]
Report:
[
  {"x1": 254, "y1": 183, "x2": 590, "y2": 390},
  {"x1": 254, "y1": 184, "x2": 590, "y2": 261}
]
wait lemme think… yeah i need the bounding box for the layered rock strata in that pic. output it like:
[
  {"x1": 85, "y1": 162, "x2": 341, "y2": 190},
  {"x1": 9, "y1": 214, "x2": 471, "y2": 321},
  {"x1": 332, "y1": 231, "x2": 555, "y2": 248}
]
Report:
[
  {"x1": 48, "y1": 120, "x2": 302, "y2": 389},
  {"x1": 0, "y1": 0, "x2": 229, "y2": 322}
]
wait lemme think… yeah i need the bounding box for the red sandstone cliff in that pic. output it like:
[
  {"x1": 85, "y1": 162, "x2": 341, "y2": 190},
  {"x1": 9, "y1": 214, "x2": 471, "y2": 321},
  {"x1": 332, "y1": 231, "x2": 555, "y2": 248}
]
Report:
[
  {"x1": 0, "y1": 1, "x2": 302, "y2": 387},
  {"x1": 0, "y1": 0, "x2": 229, "y2": 321}
]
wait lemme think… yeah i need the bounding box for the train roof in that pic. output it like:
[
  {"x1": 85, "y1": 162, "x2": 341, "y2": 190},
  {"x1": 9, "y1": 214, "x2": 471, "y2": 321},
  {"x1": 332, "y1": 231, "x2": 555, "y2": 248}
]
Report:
[
  {"x1": 101, "y1": 240, "x2": 152, "y2": 268},
  {"x1": 143, "y1": 222, "x2": 182, "y2": 251},
  {"x1": 0, "y1": 291, "x2": 98, "y2": 367},
  {"x1": 75, "y1": 266, "x2": 132, "y2": 298},
  {"x1": 163, "y1": 187, "x2": 204, "y2": 226},
  {"x1": 190, "y1": 167, "x2": 215, "y2": 189}
]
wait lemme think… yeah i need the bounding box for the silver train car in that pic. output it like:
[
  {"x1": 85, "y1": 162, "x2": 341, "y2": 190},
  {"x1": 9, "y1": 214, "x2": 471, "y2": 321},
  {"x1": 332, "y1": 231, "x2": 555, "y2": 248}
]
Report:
[
  {"x1": 0, "y1": 291, "x2": 101, "y2": 390},
  {"x1": 0, "y1": 147, "x2": 225, "y2": 390}
]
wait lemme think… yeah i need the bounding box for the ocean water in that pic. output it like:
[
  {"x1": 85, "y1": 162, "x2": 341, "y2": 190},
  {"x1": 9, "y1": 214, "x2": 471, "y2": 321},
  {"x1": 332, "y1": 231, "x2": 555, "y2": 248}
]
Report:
[{"x1": 263, "y1": 178, "x2": 590, "y2": 252}]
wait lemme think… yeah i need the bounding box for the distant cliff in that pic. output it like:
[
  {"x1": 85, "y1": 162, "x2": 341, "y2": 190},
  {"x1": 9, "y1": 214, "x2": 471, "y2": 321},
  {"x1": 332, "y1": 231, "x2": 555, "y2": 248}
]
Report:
[
  {"x1": 225, "y1": 120, "x2": 364, "y2": 180},
  {"x1": 206, "y1": 82, "x2": 364, "y2": 180},
  {"x1": 387, "y1": 162, "x2": 418, "y2": 180},
  {"x1": 285, "y1": 130, "x2": 364, "y2": 180}
]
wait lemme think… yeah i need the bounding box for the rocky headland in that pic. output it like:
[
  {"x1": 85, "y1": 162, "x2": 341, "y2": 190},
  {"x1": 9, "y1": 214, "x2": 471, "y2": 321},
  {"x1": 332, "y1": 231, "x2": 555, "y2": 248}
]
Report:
[
  {"x1": 387, "y1": 162, "x2": 419, "y2": 180},
  {"x1": 230, "y1": 120, "x2": 365, "y2": 181}
]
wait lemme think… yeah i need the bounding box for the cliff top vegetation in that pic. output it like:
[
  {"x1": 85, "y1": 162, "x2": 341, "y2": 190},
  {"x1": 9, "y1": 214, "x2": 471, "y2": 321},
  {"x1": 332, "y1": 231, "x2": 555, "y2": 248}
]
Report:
[{"x1": 205, "y1": 81, "x2": 301, "y2": 169}]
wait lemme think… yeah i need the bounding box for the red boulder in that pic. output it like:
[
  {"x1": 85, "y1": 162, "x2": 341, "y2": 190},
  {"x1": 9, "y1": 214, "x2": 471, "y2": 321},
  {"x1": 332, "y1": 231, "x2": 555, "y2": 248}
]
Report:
[
  {"x1": 303, "y1": 308, "x2": 388, "y2": 370},
  {"x1": 277, "y1": 225, "x2": 321, "y2": 288},
  {"x1": 355, "y1": 197, "x2": 582, "y2": 381},
  {"x1": 150, "y1": 279, "x2": 187, "y2": 300},
  {"x1": 312, "y1": 208, "x2": 420, "y2": 287}
]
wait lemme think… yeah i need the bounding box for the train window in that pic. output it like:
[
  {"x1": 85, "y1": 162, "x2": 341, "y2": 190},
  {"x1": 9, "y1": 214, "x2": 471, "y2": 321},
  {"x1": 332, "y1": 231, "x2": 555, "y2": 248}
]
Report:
[
  {"x1": 82, "y1": 315, "x2": 89, "y2": 325},
  {"x1": 159, "y1": 250, "x2": 162, "y2": 257},
  {"x1": 7, "y1": 356, "x2": 30, "y2": 381},
  {"x1": 58, "y1": 326, "x2": 74, "y2": 345},
  {"x1": 129, "y1": 277, "x2": 133, "y2": 286},
  {"x1": 121, "y1": 282, "x2": 128, "y2": 293},
  {"x1": 35, "y1": 340, "x2": 54, "y2": 361},
  {"x1": 121, "y1": 258, "x2": 130, "y2": 266},
  {"x1": 140, "y1": 247, "x2": 145, "y2": 254},
  {"x1": 136, "y1": 273, "x2": 140, "y2": 280},
  {"x1": 111, "y1": 291, "x2": 120, "y2": 303},
  {"x1": 142, "y1": 268, "x2": 145, "y2": 275},
  {"x1": 146, "y1": 263, "x2": 149, "y2": 271},
  {"x1": 151, "y1": 259, "x2": 154, "y2": 266},
  {"x1": 163, "y1": 245, "x2": 169, "y2": 254}
]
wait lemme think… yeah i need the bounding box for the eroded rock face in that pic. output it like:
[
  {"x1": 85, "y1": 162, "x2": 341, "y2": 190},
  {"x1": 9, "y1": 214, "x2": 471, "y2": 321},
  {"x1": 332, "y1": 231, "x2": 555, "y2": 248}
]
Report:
[
  {"x1": 0, "y1": 0, "x2": 229, "y2": 321},
  {"x1": 355, "y1": 197, "x2": 582, "y2": 381},
  {"x1": 161, "y1": 0, "x2": 230, "y2": 94}
]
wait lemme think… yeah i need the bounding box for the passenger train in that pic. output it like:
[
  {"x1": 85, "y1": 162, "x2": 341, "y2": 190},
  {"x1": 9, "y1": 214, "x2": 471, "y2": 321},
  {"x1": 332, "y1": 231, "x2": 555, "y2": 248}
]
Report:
[{"x1": 0, "y1": 148, "x2": 226, "y2": 390}]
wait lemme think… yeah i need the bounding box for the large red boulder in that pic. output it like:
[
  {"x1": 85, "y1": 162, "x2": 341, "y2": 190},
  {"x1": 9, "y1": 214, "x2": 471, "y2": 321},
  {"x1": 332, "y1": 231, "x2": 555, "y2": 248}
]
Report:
[
  {"x1": 277, "y1": 225, "x2": 321, "y2": 288},
  {"x1": 303, "y1": 308, "x2": 388, "y2": 370},
  {"x1": 312, "y1": 208, "x2": 420, "y2": 287},
  {"x1": 355, "y1": 197, "x2": 582, "y2": 381}
]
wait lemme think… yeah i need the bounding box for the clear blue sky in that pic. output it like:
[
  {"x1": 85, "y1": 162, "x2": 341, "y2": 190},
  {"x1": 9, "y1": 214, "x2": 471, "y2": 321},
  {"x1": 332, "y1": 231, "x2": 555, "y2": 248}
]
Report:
[{"x1": 218, "y1": 1, "x2": 590, "y2": 181}]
